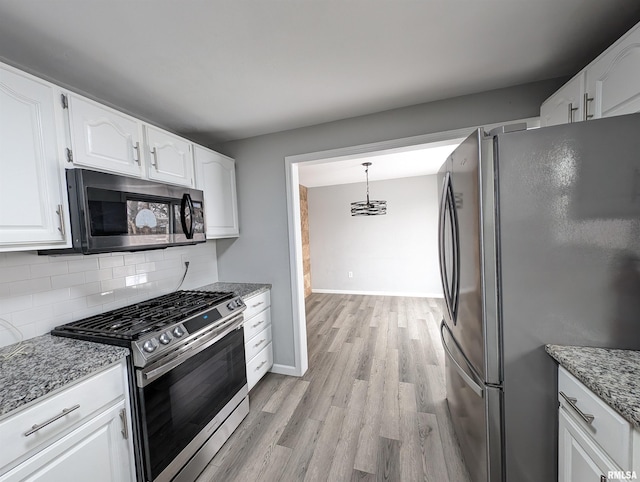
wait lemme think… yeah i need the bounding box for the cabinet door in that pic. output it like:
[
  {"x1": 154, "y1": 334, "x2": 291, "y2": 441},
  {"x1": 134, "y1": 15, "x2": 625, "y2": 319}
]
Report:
[
  {"x1": 0, "y1": 65, "x2": 67, "y2": 249},
  {"x1": 66, "y1": 94, "x2": 144, "y2": 177},
  {"x1": 540, "y1": 72, "x2": 585, "y2": 126},
  {"x1": 194, "y1": 145, "x2": 239, "y2": 238},
  {"x1": 145, "y1": 126, "x2": 194, "y2": 187},
  {"x1": 0, "y1": 401, "x2": 134, "y2": 482},
  {"x1": 559, "y1": 408, "x2": 619, "y2": 482},
  {"x1": 585, "y1": 23, "x2": 640, "y2": 119}
]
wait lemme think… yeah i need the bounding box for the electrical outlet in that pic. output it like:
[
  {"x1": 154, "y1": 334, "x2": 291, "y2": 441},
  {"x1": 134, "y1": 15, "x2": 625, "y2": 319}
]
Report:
[{"x1": 348, "y1": 271, "x2": 353, "y2": 278}]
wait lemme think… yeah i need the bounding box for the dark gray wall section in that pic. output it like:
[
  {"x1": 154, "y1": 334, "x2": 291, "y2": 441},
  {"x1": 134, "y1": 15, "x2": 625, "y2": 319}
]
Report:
[{"x1": 215, "y1": 78, "x2": 565, "y2": 368}]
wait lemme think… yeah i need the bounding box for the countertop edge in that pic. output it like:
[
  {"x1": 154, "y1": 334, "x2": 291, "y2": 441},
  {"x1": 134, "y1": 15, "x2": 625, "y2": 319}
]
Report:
[{"x1": 545, "y1": 344, "x2": 640, "y2": 429}]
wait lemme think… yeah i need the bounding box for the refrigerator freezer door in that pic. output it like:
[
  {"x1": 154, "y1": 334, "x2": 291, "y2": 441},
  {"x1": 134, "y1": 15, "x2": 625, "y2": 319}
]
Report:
[{"x1": 442, "y1": 320, "x2": 503, "y2": 482}]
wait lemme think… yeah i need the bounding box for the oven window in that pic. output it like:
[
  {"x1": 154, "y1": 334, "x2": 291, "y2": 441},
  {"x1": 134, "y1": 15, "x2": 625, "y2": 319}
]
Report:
[
  {"x1": 138, "y1": 328, "x2": 246, "y2": 480},
  {"x1": 86, "y1": 188, "x2": 171, "y2": 236}
]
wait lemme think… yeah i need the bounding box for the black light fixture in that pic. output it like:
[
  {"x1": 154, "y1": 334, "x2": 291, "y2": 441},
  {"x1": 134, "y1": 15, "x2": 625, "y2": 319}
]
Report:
[{"x1": 350, "y1": 162, "x2": 387, "y2": 216}]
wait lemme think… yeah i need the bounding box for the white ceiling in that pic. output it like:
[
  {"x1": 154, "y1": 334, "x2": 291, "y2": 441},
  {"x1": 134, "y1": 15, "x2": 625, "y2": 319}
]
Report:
[
  {"x1": 0, "y1": 1, "x2": 639, "y2": 145},
  {"x1": 298, "y1": 139, "x2": 464, "y2": 187}
]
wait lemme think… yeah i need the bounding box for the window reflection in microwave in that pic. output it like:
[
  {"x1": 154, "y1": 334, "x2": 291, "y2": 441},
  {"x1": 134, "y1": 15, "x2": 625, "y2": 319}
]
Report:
[{"x1": 127, "y1": 201, "x2": 170, "y2": 235}]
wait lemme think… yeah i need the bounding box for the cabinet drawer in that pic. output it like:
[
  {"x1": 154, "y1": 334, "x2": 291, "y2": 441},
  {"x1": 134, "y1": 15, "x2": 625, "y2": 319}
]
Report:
[
  {"x1": 558, "y1": 367, "x2": 631, "y2": 469},
  {"x1": 245, "y1": 324, "x2": 272, "y2": 363},
  {"x1": 246, "y1": 342, "x2": 273, "y2": 391},
  {"x1": 243, "y1": 308, "x2": 271, "y2": 342},
  {"x1": 243, "y1": 291, "x2": 270, "y2": 320},
  {"x1": 0, "y1": 361, "x2": 125, "y2": 472}
]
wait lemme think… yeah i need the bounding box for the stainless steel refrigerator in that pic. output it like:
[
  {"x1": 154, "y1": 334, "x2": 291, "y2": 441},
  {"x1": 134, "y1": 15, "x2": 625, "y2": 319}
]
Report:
[{"x1": 437, "y1": 113, "x2": 640, "y2": 482}]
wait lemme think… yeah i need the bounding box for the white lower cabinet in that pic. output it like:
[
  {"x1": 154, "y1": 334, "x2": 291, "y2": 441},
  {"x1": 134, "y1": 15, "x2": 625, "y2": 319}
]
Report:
[
  {"x1": 557, "y1": 367, "x2": 638, "y2": 482},
  {"x1": 0, "y1": 360, "x2": 135, "y2": 482},
  {"x1": 243, "y1": 290, "x2": 273, "y2": 391}
]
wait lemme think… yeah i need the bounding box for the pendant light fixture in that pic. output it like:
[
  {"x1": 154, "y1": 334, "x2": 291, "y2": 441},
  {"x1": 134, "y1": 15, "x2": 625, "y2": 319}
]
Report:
[{"x1": 351, "y1": 162, "x2": 387, "y2": 216}]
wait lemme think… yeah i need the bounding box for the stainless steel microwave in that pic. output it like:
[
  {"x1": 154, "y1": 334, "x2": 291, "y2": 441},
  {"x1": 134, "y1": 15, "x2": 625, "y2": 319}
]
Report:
[{"x1": 40, "y1": 169, "x2": 206, "y2": 255}]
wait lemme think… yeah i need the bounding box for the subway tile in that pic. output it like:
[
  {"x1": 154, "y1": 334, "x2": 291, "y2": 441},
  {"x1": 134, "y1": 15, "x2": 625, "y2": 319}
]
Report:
[
  {"x1": 68, "y1": 258, "x2": 99, "y2": 273},
  {"x1": 155, "y1": 259, "x2": 182, "y2": 271},
  {"x1": 101, "y1": 278, "x2": 126, "y2": 292},
  {"x1": 99, "y1": 256, "x2": 124, "y2": 269},
  {"x1": 144, "y1": 251, "x2": 165, "y2": 262},
  {"x1": 10, "y1": 277, "x2": 52, "y2": 296},
  {"x1": 135, "y1": 262, "x2": 156, "y2": 274},
  {"x1": 0, "y1": 265, "x2": 31, "y2": 283},
  {"x1": 33, "y1": 288, "x2": 70, "y2": 307},
  {"x1": 125, "y1": 274, "x2": 148, "y2": 287},
  {"x1": 69, "y1": 282, "x2": 102, "y2": 299},
  {"x1": 0, "y1": 251, "x2": 49, "y2": 268},
  {"x1": 124, "y1": 253, "x2": 146, "y2": 265},
  {"x1": 30, "y1": 261, "x2": 69, "y2": 279},
  {"x1": 51, "y1": 272, "x2": 86, "y2": 289},
  {"x1": 112, "y1": 265, "x2": 136, "y2": 279},
  {"x1": 53, "y1": 297, "x2": 87, "y2": 316},
  {"x1": 11, "y1": 305, "x2": 55, "y2": 327},
  {"x1": 87, "y1": 291, "x2": 115, "y2": 307},
  {"x1": 0, "y1": 294, "x2": 33, "y2": 314},
  {"x1": 0, "y1": 282, "x2": 10, "y2": 298},
  {"x1": 84, "y1": 268, "x2": 113, "y2": 282}
]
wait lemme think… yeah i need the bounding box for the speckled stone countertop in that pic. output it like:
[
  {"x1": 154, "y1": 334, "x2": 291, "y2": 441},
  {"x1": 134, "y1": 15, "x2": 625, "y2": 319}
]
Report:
[
  {"x1": 546, "y1": 344, "x2": 640, "y2": 428},
  {"x1": 197, "y1": 282, "x2": 271, "y2": 300},
  {"x1": 0, "y1": 335, "x2": 128, "y2": 418}
]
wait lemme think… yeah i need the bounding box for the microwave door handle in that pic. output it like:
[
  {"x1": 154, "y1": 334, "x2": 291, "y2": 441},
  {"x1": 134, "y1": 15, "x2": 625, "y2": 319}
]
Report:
[
  {"x1": 180, "y1": 193, "x2": 195, "y2": 239},
  {"x1": 438, "y1": 173, "x2": 453, "y2": 321}
]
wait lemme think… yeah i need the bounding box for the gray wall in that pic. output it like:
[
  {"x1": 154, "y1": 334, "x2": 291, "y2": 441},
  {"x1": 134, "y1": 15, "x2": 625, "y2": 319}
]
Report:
[
  {"x1": 307, "y1": 175, "x2": 441, "y2": 296},
  {"x1": 215, "y1": 78, "x2": 564, "y2": 369}
]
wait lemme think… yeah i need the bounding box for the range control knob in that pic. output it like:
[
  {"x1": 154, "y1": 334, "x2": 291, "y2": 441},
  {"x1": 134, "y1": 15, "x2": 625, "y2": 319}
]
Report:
[
  {"x1": 159, "y1": 332, "x2": 173, "y2": 345},
  {"x1": 142, "y1": 338, "x2": 159, "y2": 353},
  {"x1": 172, "y1": 326, "x2": 185, "y2": 338},
  {"x1": 227, "y1": 301, "x2": 236, "y2": 310}
]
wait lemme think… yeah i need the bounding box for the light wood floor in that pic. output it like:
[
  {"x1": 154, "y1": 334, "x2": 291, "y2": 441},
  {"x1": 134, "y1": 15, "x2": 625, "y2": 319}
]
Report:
[{"x1": 196, "y1": 293, "x2": 471, "y2": 481}]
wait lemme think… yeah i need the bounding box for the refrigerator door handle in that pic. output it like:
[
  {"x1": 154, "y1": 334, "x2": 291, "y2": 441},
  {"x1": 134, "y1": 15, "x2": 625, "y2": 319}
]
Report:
[
  {"x1": 438, "y1": 172, "x2": 454, "y2": 321},
  {"x1": 440, "y1": 320, "x2": 484, "y2": 398},
  {"x1": 447, "y1": 176, "x2": 461, "y2": 323}
]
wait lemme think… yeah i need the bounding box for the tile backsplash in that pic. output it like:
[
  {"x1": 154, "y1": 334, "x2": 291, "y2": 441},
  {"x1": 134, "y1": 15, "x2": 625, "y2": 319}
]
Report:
[{"x1": 0, "y1": 242, "x2": 219, "y2": 348}]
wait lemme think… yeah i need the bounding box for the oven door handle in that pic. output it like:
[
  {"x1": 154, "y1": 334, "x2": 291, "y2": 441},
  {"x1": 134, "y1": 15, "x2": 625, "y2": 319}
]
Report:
[{"x1": 137, "y1": 314, "x2": 244, "y2": 387}]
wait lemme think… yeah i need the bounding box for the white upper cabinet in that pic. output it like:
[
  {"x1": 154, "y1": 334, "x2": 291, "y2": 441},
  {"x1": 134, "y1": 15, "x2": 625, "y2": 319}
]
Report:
[
  {"x1": 66, "y1": 94, "x2": 145, "y2": 177},
  {"x1": 542, "y1": 21, "x2": 640, "y2": 124},
  {"x1": 144, "y1": 125, "x2": 194, "y2": 187},
  {"x1": 0, "y1": 64, "x2": 68, "y2": 251},
  {"x1": 585, "y1": 23, "x2": 640, "y2": 119},
  {"x1": 194, "y1": 145, "x2": 239, "y2": 238},
  {"x1": 540, "y1": 72, "x2": 585, "y2": 127}
]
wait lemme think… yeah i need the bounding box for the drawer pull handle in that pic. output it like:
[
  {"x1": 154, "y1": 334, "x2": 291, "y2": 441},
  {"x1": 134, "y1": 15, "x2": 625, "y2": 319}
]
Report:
[
  {"x1": 255, "y1": 361, "x2": 267, "y2": 371},
  {"x1": 24, "y1": 404, "x2": 81, "y2": 436},
  {"x1": 254, "y1": 339, "x2": 266, "y2": 348},
  {"x1": 252, "y1": 320, "x2": 265, "y2": 328},
  {"x1": 559, "y1": 391, "x2": 594, "y2": 425},
  {"x1": 251, "y1": 301, "x2": 264, "y2": 308}
]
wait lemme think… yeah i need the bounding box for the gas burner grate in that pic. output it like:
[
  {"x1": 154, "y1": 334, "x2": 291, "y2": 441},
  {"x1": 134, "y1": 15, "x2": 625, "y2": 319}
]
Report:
[{"x1": 53, "y1": 290, "x2": 234, "y2": 341}]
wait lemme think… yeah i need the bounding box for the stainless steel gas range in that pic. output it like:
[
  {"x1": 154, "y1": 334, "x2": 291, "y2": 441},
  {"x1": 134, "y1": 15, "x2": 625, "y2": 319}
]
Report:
[{"x1": 52, "y1": 290, "x2": 249, "y2": 482}]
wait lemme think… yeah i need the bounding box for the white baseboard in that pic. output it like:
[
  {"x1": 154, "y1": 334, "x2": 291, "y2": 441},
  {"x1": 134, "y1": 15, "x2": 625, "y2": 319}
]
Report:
[
  {"x1": 270, "y1": 363, "x2": 302, "y2": 377},
  {"x1": 312, "y1": 288, "x2": 443, "y2": 298}
]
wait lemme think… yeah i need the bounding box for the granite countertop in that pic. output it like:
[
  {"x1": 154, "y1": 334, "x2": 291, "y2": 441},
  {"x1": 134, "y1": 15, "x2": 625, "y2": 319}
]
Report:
[
  {"x1": 546, "y1": 344, "x2": 640, "y2": 428},
  {"x1": 197, "y1": 281, "x2": 271, "y2": 300},
  {"x1": 0, "y1": 335, "x2": 129, "y2": 418}
]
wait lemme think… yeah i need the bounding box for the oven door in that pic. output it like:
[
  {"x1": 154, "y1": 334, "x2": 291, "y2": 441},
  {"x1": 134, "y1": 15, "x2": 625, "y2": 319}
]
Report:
[{"x1": 135, "y1": 317, "x2": 247, "y2": 481}]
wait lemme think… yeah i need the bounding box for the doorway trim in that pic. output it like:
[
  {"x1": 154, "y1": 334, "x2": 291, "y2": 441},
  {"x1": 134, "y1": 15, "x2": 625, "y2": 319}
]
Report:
[{"x1": 284, "y1": 118, "x2": 538, "y2": 376}]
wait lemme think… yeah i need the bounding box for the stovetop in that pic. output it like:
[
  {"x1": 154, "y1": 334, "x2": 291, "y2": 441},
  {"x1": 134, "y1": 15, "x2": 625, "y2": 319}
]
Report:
[{"x1": 52, "y1": 290, "x2": 235, "y2": 345}]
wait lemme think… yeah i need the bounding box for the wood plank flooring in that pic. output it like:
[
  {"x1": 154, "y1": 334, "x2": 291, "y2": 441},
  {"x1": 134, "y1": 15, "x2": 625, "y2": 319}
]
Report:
[{"x1": 196, "y1": 293, "x2": 471, "y2": 482}]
